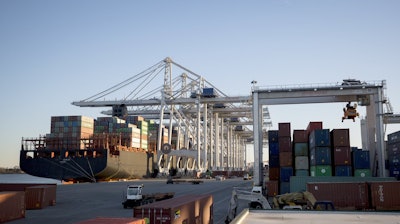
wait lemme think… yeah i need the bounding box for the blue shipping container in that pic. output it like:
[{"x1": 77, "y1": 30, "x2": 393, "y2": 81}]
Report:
[
  {"x1": 268, "y1": 130, "x2": 279, "y2": 142},
  {"x1": 309, "y1": 129, "x2": 331, "y2": 148},
  {"x1": 335, "y1": 165, "x2": 352, "y2": 176},
  {"x1": 280, "y1": 167, "x2": 293, "y2": 182},
  {"x1": 352, "y1": 150, "x2": 370, "y2": 169},
  {"x1": 269, "y1": 142, "x2": 279, "y2": 156},
  {"x1": 388, "y1": 154, "x2": 400, "y2": 167},
  {"x1": 389, "y1": 166, "x2": 400, "y2": 178},
  {"x1": 310, "y1": 147, "x2": 332, "y2": 166},
  {"x1": 202, "y1": 88, "x2": 216, "y2": 97},
  {"x1": 269, "y1": 154, "x2": 280, "y2": 168},
  {"x1": 280, "y1": 182, "x2": 291, "y2": 194},
  {"x1": 388, "y1": 131, "x2": 400, "y2": 145}
]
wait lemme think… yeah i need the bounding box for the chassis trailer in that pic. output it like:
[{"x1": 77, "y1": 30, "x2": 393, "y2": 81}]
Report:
[{"x1": 122, "y1": 184, "x2": 174, "y2": 208}]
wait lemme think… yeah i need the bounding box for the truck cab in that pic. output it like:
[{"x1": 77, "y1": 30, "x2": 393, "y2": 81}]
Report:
[{"x1": 126, "y1": 184, "x2": 143, "y2": 200}]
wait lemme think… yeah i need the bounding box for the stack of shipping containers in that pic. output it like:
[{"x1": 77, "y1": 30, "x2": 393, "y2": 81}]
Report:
[
  {"x1": 309, "y1": 129, "x2": 332, "y2": 177},
  {"x1": 148, "y1": 123, "x2": 169, "y2": 152},
  {"x1": 266, "y1": 130, "x2": 279, "y2": 197},
  {"x1": 386, "y1": 131, "x2": 400, "y2": 179},
  {"x1": 293, "y1": 130, "x2": 309, "y2": 176},
  {"x1": 47, "y1": 116, "x2": 94, "y2": 150},
  {"x1": 331, "y1": 129, "x2": 352, "y2": 176},
  {"x1": 278, "y1": 123, "x2": 293, "y2": 194},
  {"x1": 352, "y1": 148, "x2": 371, "y2": 177}
]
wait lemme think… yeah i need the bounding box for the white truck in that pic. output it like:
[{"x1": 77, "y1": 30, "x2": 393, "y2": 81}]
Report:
[
  {"x1": 122, "y1": 184, "x2": 174, "y2": 208},
  {"x1": 226, "y1": 186, "x2": 271, "y2": 222}
]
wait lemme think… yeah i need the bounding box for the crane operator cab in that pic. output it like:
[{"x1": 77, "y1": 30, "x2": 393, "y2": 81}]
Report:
[{"x1": 342, "y1": 102, "x2": 359, "y2": 122}]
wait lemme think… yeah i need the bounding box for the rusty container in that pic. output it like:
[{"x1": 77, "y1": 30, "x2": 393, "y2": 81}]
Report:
[
  {"x1": 331, "y1": 129, "x2": 350, "y2": 146},
  {"x1": 0, "y1": 183, "x2": 57, "y2": 192},
  {"x1": 268, "y1": 167, "x2": 280, "y2": 180},
  {"x1": 75, "y1": 217, "x2": 145, "y2": 224},
  {"x1": 307, "y1": 182, "x2": 369, "y2": 210},
  {"x1": 279, "y1": 152, "x2": 293, "y2": 167},
  {"x1": 306, "y1": 121, "x2": 323, "y2": 136},
  {"x1": 265, "y1": 180, "x2": 279, "y2": 197},
  {"x1": 278, "y1": 122, "x2": 291, "y2": 137},
  {"x1": 133, "y1": 194, "x2": 213, "y2": 224},
  {"x1": 278, "y1": 136, "x2": 292, "y2": 152},
  {"x1": 0, "y1": 191, "x2": 25, "y2": 223},
  {"x1": 369, "y1": 181, "x2": 400, "y2": 211},
  {"x1": 332, "y1": 146, "x2": 352, "y2": 166},
  {"x1": 293, "y1": 129, "x2": 308, "y2": 143},
  {"x1": 25, "y1": 185, "x2": 57, "y2": 209}
]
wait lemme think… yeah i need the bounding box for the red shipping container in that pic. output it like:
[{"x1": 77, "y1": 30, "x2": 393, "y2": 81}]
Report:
[
  {"x1": 278, "y1": 123, "x2": 291, "y2": 137},
  {"x1": 307, "y1": 182, "x2": 369, "y2": 210},
  {"x1": 293, "y1": 130, "x2": 308, "y2": 143},
  {"x1": 306, "y1": 121, "x2": 323, "y2": 136},
  {"x1": 133, "y1": 194, "x2": 213, "y2": 224},
  {"x1": 75, "y1": 217, "x2": 145, "y2": 224},
  {"x1": 268, "y1": 167, "x2": 280, "y2": 181},
  {"x1": 265, "y1": 181, "x2": 279, "y2": 197},
  {"x1": 278, "y1": 136, "x2": 292, "y2": 152},
  {"x1": 0, "y1": 191, "x2": 25, "y2": 223},
  {"x1": 279, "y1": 152, "x2": 293, "y2": 167},
  {"x1": 0, "y1": 183, "x2": 57, "y2": 192},
  {"x1": 331, "y1": 129, "x2": 350, "y2": 146},
  {"x1": 369, "y1": 181, "x2": 400, "y2": 211},
  {"x1": 332, "y1": 146, "x2": 352, "y2": 166}
]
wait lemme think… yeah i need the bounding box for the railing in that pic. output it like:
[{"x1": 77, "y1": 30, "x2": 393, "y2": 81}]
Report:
[{"x1": 255, "y1": 80, "x2": 385, "y2": 92}]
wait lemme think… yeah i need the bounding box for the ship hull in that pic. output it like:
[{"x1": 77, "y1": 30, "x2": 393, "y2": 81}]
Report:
[{"x1": 20, "y1": 149, "x2": 155, "y2": 182}]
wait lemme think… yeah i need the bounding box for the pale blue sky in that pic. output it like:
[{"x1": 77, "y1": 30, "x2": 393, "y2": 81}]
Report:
[{"x1": 1, "y1": 0, "x2": 399, "y2": 167}]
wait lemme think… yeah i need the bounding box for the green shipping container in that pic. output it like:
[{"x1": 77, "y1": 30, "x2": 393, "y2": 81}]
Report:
[
  {"x1": 294, "y1": 143, "x2": 309, "y2": 156},
  {"x1": 354, "y1": 169, "x2": 372, "y2": 177},
  {"x1": 295, "y1": 169, "x2": 309, "y2": 176},
  {"x1": 310, "y1": 165, "x2": 332, "y2": 177}
]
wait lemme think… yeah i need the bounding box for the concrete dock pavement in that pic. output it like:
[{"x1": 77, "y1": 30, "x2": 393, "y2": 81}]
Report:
[{"x1": 9, "y1": 178, "x2": 252, "y2": 224}]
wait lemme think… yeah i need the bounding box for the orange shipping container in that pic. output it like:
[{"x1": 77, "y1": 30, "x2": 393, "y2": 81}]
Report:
[
  {"x1": 369, "y1": 181, "x2": 400, "y2": 211},
  {"x1": 0, "y1": 191, "x2": 25, "y2": 223},
  {"x1": 25, "y1": 185, "x2": 57, "y2": 209}
]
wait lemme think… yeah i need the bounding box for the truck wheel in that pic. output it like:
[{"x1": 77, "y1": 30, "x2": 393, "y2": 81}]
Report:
[{"x1": 250, "y1": 202, "x2": 263, "y2": 209}]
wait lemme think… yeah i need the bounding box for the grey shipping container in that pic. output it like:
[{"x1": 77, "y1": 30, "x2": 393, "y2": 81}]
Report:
[
  {"x1": 133, "y1": 194, "x2": 213, "y2": 224},
  {"x1": 0, "y1": 191, "x2": 25, "y2": 223}
]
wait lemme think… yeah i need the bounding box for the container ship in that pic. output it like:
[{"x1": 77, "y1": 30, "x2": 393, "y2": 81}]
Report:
[{"x1": 20, "y1": 115, "x2": 168, "y2": 182}]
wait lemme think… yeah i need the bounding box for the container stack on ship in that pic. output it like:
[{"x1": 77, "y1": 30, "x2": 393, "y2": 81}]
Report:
[{"x1": 20, "y1": 115, "x2": 161, "y2": 182}]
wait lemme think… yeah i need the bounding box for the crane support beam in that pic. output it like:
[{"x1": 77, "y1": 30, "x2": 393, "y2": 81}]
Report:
[{"x1": 72, "y1": 96, "x2": 251, "y2": 107}]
